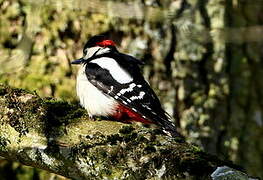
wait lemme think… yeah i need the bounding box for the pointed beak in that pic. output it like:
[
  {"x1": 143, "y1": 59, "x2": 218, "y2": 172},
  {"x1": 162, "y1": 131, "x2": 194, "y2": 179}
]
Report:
[{"x1": 71, "y1": 58, "x2": 84, "y2": 65}]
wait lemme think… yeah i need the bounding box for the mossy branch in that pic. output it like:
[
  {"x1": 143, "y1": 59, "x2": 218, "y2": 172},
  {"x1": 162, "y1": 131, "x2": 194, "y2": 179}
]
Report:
[{"x1": 0, "y1": 84, "x2": 254, "y2": 180}]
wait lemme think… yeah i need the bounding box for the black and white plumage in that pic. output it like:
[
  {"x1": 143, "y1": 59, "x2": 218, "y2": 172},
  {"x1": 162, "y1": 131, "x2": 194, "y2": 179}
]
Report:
[{"x1": 71, "y1": 35, "x2": 182, "y2": 137}]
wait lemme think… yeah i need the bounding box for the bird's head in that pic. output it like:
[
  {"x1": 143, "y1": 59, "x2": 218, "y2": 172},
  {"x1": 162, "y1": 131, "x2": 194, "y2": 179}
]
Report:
[{"x1": 71, "y1": 35, "x2": 116, "y2": 65}]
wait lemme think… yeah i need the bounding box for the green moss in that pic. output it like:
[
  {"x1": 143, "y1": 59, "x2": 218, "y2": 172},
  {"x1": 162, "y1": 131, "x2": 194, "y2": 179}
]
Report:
[
  {"x1": 106, "y1": 134, "x2": 122, "y2": 145},
  {"x1": 191, "y1": 144, "x2": 203, "y2": 152},
  {"x1": 0, "y1": 86, "x2": 7, "y2": 96},
  {"x1": 43, "y1": 98, "x2": 85, "y2": 126},
  {"x1": 61, "y1": 123, "x2": 220, "y2": 179},
  {"x1": 1, "y1": 84, "x2": 232, "y2": 179},
  {"x1": 0, "y1": 136, "x2": 10, "y2": 151},
  {"x1": 118, "y1": 125, "x2": 135, "y2": 134},
  {"x1": 0, "y1": 86, "x2": 42, "y2": 136},
  {"x1": 0, "y1": 85, "x2": 85, "y2": 140},
  {"x1": 144, "y1": 144, "x2": 156, "y2": 153}
]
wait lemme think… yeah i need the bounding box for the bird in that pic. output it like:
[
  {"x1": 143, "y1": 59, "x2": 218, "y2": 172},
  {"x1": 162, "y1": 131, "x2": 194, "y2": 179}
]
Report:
[{"x1": 71, "y1": 35, "x2": 182, "y2": 138}]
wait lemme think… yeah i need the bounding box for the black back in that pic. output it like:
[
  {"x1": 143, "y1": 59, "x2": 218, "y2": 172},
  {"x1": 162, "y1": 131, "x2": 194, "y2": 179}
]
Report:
[{"x1": 83, "y1": 50, "x2": 182, "y2": 137}]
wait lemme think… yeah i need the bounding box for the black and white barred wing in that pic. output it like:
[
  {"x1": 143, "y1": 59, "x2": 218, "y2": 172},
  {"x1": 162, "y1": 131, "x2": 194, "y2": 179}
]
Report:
[{"x1": 85, "y1": 59, "x2": 177, "y2": 134}]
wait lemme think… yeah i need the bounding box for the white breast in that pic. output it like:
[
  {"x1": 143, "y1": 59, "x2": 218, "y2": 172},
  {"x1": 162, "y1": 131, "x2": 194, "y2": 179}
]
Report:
[{"x1": 76, "y1": 65, "x2": 118, "y2": 116}]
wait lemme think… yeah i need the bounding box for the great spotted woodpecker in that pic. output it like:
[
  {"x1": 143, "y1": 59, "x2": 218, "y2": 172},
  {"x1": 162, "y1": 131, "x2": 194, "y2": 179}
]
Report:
[{"x1": 71, "y1": 35, "x2": 182, "y2": 137}]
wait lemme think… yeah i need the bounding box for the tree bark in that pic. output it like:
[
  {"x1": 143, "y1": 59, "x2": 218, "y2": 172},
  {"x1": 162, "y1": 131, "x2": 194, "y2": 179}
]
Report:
[{"x1": 0, "y1": 84, "x2": 253, "y2": 180}]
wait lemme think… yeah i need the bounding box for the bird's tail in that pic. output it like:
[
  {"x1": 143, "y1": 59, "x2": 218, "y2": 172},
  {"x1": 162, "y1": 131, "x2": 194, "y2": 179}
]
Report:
[
  {"x1": 161, "y1": 121, "x2": 184, "y2": 139},
  {"x1": 157, "y1": 114, "x2": 184, "y2": 139}
]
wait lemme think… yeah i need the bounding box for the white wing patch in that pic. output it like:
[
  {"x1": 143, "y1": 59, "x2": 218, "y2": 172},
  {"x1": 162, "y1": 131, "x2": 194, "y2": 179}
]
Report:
[
  {"x1": 90, "y1": 57, "x2": 133, "y2": 84},
  {"x1": 120, "y1": 83, "x2": 136, "y2": 94},
  {"x1": 112, "y1": 83, "x2": 137, "y2": 102},
  {"x1": 130, "y1": 92, "x2": 145, "y2": 100},
  {"x1": 107, "y1": 86, "x2": 114, "y2": 94}
]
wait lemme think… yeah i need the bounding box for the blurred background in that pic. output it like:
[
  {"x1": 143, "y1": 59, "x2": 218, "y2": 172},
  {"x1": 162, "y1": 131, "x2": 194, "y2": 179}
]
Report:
[{"x1": 0, "y1": 0, "x2": 263, "y2": 179}]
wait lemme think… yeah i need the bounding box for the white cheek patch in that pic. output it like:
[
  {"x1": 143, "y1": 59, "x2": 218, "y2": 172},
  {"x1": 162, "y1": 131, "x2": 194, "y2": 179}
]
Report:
[
  {"x1": 90, "y1": 57, "x2": 133, "y2": 84},
  {"x1": 84, "y1": 47, "x2": 100, "y2": 59},
  {"x1": 84, "y1": 47, "x2": 111, "y2": 59}
]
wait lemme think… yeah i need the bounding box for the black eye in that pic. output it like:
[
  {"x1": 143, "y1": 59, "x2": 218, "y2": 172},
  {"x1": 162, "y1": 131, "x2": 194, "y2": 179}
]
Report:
[{"x1": 83, "y1": 49, "x2": 88, "y2": 55}]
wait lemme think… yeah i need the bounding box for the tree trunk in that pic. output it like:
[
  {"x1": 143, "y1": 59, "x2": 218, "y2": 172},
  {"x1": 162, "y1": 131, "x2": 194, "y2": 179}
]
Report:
[{"x1": 129, "y1": 1, "x2": 263, "y2": 178}]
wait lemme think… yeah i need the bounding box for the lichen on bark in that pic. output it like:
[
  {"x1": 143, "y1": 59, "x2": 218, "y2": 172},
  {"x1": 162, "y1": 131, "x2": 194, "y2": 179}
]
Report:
[{"x1": 0, "y1": 84, "x2": 248, "y2": 179}]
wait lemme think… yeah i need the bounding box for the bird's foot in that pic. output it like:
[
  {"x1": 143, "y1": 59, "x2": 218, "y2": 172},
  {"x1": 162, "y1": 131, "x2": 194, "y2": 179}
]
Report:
[
  {"x1": 89, "y1": 114, "x2": 95, "y2": 121},
  {"x1": 89, "y1": 115, "x2": 111, "y2": 121}
]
